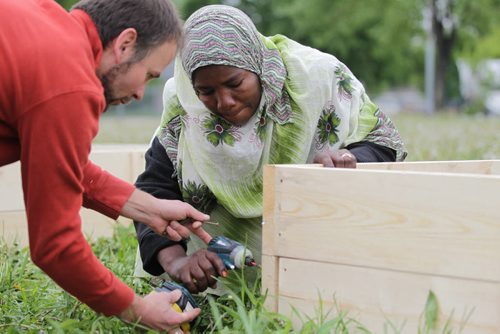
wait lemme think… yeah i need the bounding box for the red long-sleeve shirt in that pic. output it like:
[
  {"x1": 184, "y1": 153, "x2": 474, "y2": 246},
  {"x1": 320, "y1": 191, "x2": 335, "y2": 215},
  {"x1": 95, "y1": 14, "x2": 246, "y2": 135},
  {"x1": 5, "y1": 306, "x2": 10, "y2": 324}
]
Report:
[{"x1": 0, "y1": 0, "x2": 135, "y2": 316}]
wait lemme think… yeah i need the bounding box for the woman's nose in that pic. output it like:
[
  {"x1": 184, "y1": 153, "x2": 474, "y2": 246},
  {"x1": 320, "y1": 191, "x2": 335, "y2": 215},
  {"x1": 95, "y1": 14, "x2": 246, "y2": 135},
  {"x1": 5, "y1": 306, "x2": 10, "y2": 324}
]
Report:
[{"x1": 216, "y1": 90, "x2": 236, "y2": 113}]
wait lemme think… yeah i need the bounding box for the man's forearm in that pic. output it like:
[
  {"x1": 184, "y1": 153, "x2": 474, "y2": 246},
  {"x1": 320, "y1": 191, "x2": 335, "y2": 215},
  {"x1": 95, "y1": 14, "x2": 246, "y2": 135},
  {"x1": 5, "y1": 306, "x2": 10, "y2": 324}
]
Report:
[{"x1": 121, "y1": 188, "x2": 159, "y2": 225}]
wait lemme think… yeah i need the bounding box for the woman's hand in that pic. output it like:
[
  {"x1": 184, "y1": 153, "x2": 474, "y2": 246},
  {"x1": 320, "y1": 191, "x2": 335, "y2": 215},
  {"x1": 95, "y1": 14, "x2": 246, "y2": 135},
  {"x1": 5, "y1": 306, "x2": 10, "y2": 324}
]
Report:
[
  {"x1": 158, "y1": 246, "x2": 227, "y2": 294},
  {"x1": 313, "y1": 149, "x2": 357, "y2": 168}
]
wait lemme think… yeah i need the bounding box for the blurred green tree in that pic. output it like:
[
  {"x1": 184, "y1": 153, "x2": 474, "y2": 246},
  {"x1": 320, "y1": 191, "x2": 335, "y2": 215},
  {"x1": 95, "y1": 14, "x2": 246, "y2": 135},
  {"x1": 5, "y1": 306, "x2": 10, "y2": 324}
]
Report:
[
  {"x1": 54, "y1": 0, "x2": 500, "y2": 108},
  {"x1": 179, "y1": 0, "x2": 500, "y2": 108},
  {"x1": 179, "y1": 0, "x2": 424, "y2": 93},
  {"x1": 455, "y1": 0, "x2": 500, "y2": 62},
  {"x1": 466, "y1": 26, "x2": 500, "y2": 62},
  {"x1": 281, "y1": 0, "x2": 424, "y2": 93},
  {"x1": 427, "y1": 0, "x2": 500, "y2": 109}
]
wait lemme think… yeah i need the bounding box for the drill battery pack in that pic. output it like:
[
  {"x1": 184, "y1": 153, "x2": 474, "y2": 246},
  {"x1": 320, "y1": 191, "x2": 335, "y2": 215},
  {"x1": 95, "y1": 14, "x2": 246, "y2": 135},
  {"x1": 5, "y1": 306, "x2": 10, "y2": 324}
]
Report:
[{"x1": 155, "y1": 280, "x2": 198, "y2": 312}]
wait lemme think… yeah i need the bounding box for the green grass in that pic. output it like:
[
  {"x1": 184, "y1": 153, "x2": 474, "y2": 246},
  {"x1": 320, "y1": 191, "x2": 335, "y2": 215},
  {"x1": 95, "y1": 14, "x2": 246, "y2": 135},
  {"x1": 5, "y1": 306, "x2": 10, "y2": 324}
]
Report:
[
  {"x1": 1, "y1": 225, "x2": 468, "y2": 333},
  {"x1": 0, "y1": 225, "x2": 364, "y2": 333},
  {"x1": 391, "y1": 112, "x2": 500, "y2": 161},
  {"x1": 0, "y1": 226, "x2": 152, "y2": 333},
  {"x1": 3, "y1": 111, "x2": 497, "y2": 332}
]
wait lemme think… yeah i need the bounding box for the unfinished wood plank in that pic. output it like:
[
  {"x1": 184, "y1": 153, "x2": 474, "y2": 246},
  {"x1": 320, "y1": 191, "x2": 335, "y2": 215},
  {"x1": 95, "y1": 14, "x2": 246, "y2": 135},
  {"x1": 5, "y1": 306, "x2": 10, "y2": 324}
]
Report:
[
  {"x1": 261, "y1": 254, "x2": 280, "y2": 312},
  {"x1": 0, "y1": 145, "x2": 147, "y2": 244},
  {"x1": 262, "y1": 165, "x2": 279, "y2": 256},
  {"x1": 79, "y1": 208, "x2": 132, "y2": 240},
  {"x1": 277, "y1": 258, "x2": 498, "y2": 333},
  {"x1": 358, "y1": 160, "x2": 500, "y2": 175},
  {"x1": 0, "y1": 162, "x2": 24, "y2": 211},
  {"x1": 0, "y1": 145, "x2": 148, "y2": 213},
  {"x1": 90, "y1": 144, "x2": 147, "y2": 182},
  {"x1": 0, "y1": 209, "x2": 131, "y2": 247},
  {"x1": 130, "y1": 148, "x2": 147, "y2": 182},
  {"x1": 270, "y1": 165, "x2": 500, "y2": 281},
  {"x1": 262, "y1": 165, "x2": 283, "y2": 312},
  {"x1": 0, "y1": 210, "x2": 29, "y2": 246},
  {"x1": 89, "y1": 150, "x2": 138, "y2": 182}
]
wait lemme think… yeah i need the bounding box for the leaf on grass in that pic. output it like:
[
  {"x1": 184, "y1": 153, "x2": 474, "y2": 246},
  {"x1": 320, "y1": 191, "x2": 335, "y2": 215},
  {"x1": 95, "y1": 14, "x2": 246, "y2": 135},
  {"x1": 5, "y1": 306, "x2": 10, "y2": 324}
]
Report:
[{"x1": 424, "y1": 290, "x2": 439, "y2": 330}]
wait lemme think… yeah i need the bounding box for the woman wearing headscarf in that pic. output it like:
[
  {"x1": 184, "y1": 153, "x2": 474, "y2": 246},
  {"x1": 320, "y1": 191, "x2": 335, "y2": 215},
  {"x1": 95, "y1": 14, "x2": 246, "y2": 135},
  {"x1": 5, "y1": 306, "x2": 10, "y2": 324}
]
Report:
[{"x1": 134, "y1": 5, "x2": 407, "y2": 294}]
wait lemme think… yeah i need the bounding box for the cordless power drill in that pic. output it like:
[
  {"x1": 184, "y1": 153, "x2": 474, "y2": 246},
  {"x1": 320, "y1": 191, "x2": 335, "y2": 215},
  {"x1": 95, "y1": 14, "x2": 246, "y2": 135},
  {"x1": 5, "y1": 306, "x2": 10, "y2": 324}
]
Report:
[
  {"x1": 156, "y1": 236, "x2": 256, "y2": 330},
  {"x1": 206, "y1": 235, "x2": 256, "y2": 270}
]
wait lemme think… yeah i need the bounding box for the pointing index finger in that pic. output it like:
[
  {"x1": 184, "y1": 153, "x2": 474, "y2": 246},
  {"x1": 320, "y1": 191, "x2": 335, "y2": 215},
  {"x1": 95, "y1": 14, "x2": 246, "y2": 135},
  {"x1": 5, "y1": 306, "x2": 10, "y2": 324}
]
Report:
[{"x1": 179, "y1": 219, "x2": 214, "y2": 244}]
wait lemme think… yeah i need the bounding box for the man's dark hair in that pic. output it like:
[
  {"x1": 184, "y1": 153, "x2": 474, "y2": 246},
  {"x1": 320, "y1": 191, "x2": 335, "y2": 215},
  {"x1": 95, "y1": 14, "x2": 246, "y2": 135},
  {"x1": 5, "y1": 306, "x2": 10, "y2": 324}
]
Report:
[{"x1": 72, "y1": 0, "x2": 183, "y2": 61}]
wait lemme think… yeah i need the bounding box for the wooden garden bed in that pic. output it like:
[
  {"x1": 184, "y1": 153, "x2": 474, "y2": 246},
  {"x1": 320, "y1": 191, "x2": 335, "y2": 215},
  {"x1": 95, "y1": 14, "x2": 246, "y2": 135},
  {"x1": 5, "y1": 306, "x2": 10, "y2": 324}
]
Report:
[
  {"x1": 262, "y1": 160, "x2": 500, "y2": 333},
  {"x1": 0, "y1": 145, "x2": 147, "y2": 246}
]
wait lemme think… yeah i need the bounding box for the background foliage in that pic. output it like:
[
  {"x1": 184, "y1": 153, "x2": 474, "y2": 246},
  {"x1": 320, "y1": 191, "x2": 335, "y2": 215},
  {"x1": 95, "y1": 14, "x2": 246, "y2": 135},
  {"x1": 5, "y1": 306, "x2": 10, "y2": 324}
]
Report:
[{"x1": 57, "y1": 0, "x2": 500, "y2": 108}]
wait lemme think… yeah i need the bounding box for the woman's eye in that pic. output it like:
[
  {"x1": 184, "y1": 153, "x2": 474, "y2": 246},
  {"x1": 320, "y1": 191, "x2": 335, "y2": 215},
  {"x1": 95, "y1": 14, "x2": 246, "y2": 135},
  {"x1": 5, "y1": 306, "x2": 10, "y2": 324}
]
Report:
[
  {"x1": 197, "y1": 90, "x2": 213, "y2": 96},
  {"x1": 228, "y1": 80, "x2": 242, "y2": 88}
]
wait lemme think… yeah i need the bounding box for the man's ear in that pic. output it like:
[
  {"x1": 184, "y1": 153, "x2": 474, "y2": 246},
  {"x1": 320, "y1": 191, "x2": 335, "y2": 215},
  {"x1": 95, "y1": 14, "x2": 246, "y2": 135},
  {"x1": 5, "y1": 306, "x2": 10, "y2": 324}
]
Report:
[{"x1": 112, "y1": 28, "x2": 138, "y2": 63}]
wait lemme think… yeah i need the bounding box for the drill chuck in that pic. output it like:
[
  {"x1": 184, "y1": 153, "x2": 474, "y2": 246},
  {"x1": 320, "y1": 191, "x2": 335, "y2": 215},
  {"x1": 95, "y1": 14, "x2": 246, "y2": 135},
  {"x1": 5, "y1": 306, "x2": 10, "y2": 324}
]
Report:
[
  {"x1": 207, "y1": 236, "x2": 256, "y2": 270},
  {"x1": 229, "y1": 245, "x2": 255, "y2": 269}
]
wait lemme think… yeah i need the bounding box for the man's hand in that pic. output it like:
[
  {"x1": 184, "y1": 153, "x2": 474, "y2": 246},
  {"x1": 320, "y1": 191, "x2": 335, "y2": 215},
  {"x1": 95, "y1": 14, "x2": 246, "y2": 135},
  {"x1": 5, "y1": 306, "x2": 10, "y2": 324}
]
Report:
[
  {"x1": 119, "y1": 291, "x2": 200, "y2": 332},
  {"x1": 158, "y1": 246, "x2": 227, "y2": 294},
  {"x1": 150, "y1": 198, "x2": 213, "y2": 243},
  {"x1": 313, "y1": 149, "x2": 357, "y2": 168},
  {"x1": 121, "y1": 189, "x2": 212, "y2": 242}
]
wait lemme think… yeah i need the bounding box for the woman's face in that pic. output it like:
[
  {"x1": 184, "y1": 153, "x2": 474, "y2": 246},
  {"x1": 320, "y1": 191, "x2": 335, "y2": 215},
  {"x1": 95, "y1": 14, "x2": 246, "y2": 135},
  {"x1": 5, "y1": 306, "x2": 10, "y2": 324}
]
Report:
[{"x1": 192, "y1": 65, "x2": 261, "y2": 126}]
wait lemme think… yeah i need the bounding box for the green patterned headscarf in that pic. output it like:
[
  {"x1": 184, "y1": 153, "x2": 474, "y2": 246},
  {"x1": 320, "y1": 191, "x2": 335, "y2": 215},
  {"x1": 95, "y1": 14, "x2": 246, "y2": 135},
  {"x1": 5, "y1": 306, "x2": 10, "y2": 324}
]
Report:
[{"x1": 181, "y1": 5, "x2": 292, "y2": 124}]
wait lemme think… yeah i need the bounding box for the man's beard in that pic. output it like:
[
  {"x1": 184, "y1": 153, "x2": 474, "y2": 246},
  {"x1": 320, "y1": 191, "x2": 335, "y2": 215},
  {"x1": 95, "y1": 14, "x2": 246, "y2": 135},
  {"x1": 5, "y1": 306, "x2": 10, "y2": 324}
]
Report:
[{"x1": 99, "y1": 62, "x2": 133, "y2": 107}]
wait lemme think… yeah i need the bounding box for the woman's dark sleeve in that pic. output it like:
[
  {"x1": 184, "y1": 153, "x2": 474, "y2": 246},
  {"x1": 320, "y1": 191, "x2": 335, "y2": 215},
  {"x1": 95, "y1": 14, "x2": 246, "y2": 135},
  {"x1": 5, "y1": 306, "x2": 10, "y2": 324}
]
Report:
[
  {"x1": 134, "y1": 137, "x2": 187, "y2": 276},
  {"x1": 345, "y1": 141, "x2": 396, "y2": 162}
]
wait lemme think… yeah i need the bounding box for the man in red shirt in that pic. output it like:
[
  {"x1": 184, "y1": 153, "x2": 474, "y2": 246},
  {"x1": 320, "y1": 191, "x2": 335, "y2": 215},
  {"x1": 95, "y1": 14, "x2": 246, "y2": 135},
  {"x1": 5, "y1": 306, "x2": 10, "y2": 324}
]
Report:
[{"x1": 0, "y1": 0, "x2": 212, "y2": 331}]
